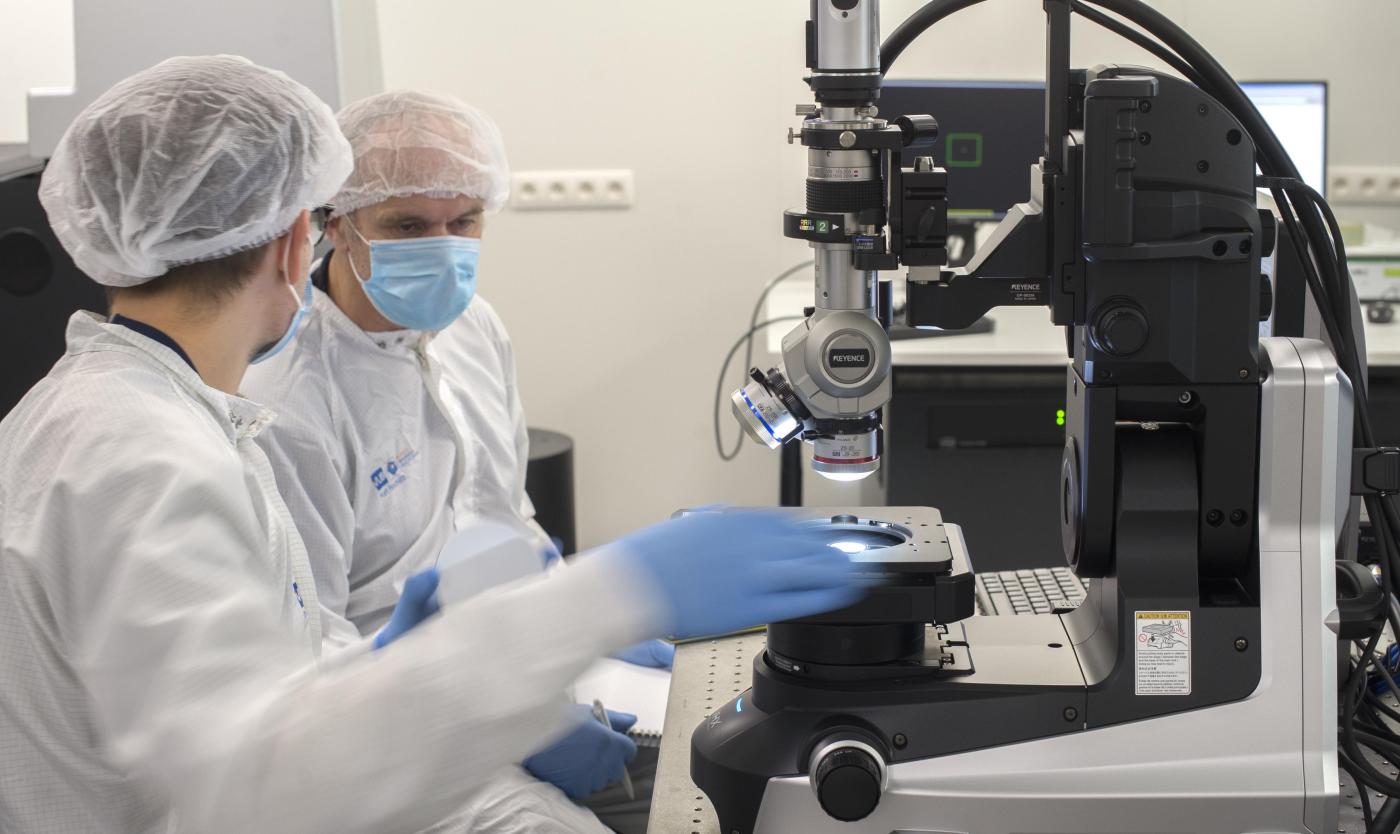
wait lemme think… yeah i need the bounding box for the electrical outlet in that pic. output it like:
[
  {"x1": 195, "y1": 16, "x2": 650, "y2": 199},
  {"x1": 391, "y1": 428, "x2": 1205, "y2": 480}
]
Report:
[
  {"x1": 1329, "y1": 166, "x2": 1400, "y2": 206},
  {"x1": 510, "y1": 170, "x2": 634, "y2": 210}
]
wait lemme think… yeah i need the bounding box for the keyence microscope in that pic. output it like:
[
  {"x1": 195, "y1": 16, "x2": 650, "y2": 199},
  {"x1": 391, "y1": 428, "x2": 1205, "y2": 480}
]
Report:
[{"x1": 706, "y1": 1, "x2": 1395, "y2": 832}]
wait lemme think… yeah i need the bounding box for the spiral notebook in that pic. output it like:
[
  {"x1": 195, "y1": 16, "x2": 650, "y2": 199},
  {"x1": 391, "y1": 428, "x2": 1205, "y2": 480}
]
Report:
[{"x1": 571, "y1": 658, "x2": 672, "y2": 747}]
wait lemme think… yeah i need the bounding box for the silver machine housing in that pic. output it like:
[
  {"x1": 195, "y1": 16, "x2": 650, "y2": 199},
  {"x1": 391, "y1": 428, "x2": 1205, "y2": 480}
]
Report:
[
  {"x1": 730, "y1": 0, "x2": 894, "y2": 481},
  {"x1": 747, "y1": 337, "x2": 1346, "y2": 833}
]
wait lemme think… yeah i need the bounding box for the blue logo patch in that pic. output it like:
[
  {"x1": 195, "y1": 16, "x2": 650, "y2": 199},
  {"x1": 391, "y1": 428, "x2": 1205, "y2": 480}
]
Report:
[
  {"x1": 292, "y1": 580, "x2": 307, "y2": 621},
  {"x1": 371, "y1": 447, "x2": 419, "y2": 496}
]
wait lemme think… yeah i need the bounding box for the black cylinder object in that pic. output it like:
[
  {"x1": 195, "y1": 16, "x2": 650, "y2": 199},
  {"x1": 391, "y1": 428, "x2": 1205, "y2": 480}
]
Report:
[
  {"x1": 768, "y1": 621, "x2": 924, "y2": 666},
  {"x1": 806, "y1": 179, "x2": 884, "y2": 214},
  {"x1": 813, "y1": 745, "x2": 883, "y2": 822},
  {"x1": 525, "y1": 428, "x2": 576, "y2": 556}
]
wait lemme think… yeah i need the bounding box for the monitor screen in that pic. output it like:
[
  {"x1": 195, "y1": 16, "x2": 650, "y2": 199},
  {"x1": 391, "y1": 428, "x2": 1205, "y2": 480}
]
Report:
[{"x1": 1240, "y1": 82, "x2": 1328, "y2": 195}]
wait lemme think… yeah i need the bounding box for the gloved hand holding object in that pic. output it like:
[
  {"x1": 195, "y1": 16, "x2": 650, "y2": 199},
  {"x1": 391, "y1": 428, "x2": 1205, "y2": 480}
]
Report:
[
  {"x1": 373, "y1": 568, "x2": 441, "y2": 649},
  {"x1": 524, "y1": 704, "x2": 638, "y2": 798},
  {"x1": 613, "y1": 638, "x2": 676, "y2": 669},
  {"x1": 608, "y1": 507, "x2": 874, "y2": 639}
]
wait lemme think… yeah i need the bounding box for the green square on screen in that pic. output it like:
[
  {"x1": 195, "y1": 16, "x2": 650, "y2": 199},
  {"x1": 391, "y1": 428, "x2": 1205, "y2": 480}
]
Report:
[{"x1": 946, "y1": 132, "x2": 984, "y2": 168}]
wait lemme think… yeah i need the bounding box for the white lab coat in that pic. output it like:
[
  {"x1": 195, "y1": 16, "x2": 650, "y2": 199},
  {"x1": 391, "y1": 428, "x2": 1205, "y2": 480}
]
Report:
[
  {"x1": 243, "y1": 286, "x2": 546, "y2": 640},
  {"x1": 0, "y1": 313, "x2": 662, "y2": 833}
]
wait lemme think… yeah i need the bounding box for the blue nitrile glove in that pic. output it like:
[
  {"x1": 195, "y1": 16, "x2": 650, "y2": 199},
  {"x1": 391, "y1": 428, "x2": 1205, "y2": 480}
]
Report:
[
  {"x1": 524, "y1": 704, "x2": 638, "y2": 798},
  {"x1": 373, "y1": 568, "x2": 441, "y2": 649},
  {"x1": 613, "y1": 638, "x2": 676, "y2": 669},
  {"x1": 612, "y1": 508, "x2": 875, "y2": 639}
]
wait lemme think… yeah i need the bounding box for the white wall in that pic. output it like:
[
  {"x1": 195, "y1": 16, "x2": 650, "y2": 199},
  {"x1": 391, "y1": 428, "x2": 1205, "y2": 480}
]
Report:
[
  {"x1": 376, "y1": 2, "x2": 809, "y2": 547},
  {"x1": 0, "y1": 0, "x2": 73, "y2": 144},
  {"x1": 373, "y1": 0, "x2": 1400, "y2": 548}
]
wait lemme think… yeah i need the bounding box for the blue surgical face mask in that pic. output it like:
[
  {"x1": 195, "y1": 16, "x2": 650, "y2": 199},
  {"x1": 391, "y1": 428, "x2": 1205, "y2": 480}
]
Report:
[
  {"x1": 251, "y1": 276, "x2": 313, "y2": 365},
  {"x1": 345, "y1": 218, "x2": 479, "y2": 331}
]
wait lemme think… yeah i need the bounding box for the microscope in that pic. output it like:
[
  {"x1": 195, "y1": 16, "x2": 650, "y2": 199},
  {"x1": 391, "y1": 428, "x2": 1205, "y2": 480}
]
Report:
[{"x1": 697, "y1": 2, "x2": 1375, "y2": 831}]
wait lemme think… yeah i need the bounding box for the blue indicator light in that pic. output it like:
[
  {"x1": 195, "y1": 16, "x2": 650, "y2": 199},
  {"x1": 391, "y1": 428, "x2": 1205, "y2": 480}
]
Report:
[{"x1": 740, "y1": 391, "x2": 777, "y2": 439}]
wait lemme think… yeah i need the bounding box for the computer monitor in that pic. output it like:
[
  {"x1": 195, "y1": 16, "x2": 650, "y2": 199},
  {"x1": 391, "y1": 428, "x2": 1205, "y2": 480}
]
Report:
[
  {"x1": 877, "y1": 79, "x2": 1329, "y2": 215},
  {"x1": 877, "y1": 80, "x2": 1044, "y2": 220},
  {"x1": 1239, "y1": 81, "x2": 1328, "y2": 195}
]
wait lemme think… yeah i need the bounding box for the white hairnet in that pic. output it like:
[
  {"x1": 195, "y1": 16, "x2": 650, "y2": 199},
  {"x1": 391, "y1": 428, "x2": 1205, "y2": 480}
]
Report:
[
  {"x1": 330, "y1": 90, "x2": 510, "y2": 216},
  {"x1": 39, "y1": 55, "x2": 353, "y2": 288}
]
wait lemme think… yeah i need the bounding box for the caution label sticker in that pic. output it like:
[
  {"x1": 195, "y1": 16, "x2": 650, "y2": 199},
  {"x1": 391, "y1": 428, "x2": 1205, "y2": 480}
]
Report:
[{"x1": 1134, "y1": 611, "x2": 1191, "y2": 696}]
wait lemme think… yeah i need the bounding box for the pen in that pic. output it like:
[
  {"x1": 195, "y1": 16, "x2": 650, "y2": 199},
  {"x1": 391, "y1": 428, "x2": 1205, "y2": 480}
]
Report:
[{"x1": 591, "y1": 699, "x2": 637, "y2": 800}]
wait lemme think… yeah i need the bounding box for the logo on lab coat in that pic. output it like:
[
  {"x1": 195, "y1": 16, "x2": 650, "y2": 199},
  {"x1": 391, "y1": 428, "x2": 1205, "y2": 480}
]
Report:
[
  {"x1": 292, "y1": 581, "x2": 308, "y2": 621},
  {"x1": 370, "y1": 447, "x2": 420, "y2": 496}
]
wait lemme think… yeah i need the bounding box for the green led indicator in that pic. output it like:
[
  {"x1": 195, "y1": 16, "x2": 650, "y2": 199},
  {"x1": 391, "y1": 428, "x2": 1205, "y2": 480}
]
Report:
[{"x1": 1056, "y1": 409, "x2": 1066, "y2": 427}]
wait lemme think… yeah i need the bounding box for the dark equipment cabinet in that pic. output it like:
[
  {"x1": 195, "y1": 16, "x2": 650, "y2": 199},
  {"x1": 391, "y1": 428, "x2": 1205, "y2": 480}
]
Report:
[
  {"x1": 885, "y1": 365, "x2": 1068, "y2": 572},
  {"x1": 1, "y1": 168, "x2": 108, "y2": 420}
]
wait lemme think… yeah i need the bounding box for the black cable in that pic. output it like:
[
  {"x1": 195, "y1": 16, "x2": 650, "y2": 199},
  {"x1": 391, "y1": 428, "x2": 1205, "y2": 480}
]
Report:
[
  {"x1": 880, "y1": 0, "x2": 987, "y2": 76},
  {"x1": 1371, "y1": 797, "x2": 1400, "y2": 834},
  {"x1": 715, "y1": 264, "x2": 814, "y2": 461},
  {"x1": 1341, "y1": 752, "x2": 1377, "y2": 827},
  {"x1": 1368, "y1": 694, "x2": 1400, "y2": 727},
  {"x1": 1344, "y1": 637, "x2": 1400, "y2": 797},
  {"x1": 712, "y1": 316, "x2": 805, "y2": 461},
  {"x1": 1066, "y1": 1, "x2": 1202, "y2": 85},
  {"x1": 1343, "y1": 636, "x2": 1400, "y2": 796},
  {"x1": 1270, "y1": 185, "x2": 1348, "y2": 368},
  {"x1": 1264, "y1": 177, "x2": 1367, "y2": 403}
]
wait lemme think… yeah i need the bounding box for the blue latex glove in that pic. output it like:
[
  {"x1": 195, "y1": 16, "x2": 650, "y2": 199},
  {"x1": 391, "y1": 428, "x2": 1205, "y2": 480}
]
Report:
[
  {"x1": 524, "y1": 704, "x2": 638, "y2": 798},
  {"x1": 373, "y1": 568, "x2": 441, "y2": 649},
  {"x1": 613, "y1": 638, "x2": 675, "y2": 669},
  {"x1": 612, "y1": 508, "x2": 875, "y2": 639}
]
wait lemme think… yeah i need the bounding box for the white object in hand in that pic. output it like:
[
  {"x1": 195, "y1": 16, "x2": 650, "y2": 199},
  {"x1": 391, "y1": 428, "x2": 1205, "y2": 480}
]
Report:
[{"x1": 436, "y1": 519, "x2": 546, "y2": 607}]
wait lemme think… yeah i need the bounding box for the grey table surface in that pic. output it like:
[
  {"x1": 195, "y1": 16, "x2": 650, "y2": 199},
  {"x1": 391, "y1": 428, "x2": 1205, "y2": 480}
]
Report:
[{"x1": 647, "y1": 633, "x2": 764, "y2": 834}]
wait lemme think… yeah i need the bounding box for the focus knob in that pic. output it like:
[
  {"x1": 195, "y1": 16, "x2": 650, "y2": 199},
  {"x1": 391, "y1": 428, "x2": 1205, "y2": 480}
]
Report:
[
  {"x1": 810, "y1": 739, "x2": 886, "y2": 822},
  {"x1": 1091, "y1": 304, "x2": 1149, "y2": 356},
  {"x1": 895, "y1": 114, "x2": 939, "y2": 153}
]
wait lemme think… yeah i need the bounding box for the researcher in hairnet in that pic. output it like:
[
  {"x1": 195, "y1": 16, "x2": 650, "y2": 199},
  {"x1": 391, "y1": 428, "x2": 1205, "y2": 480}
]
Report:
[
  {"x1": 242, "y1": 92, "x2": 555, "y2": 639},
  {"x1": 242, "y1": 91, "x2": 667, "y2": 832},
  {"x1": 0, "y1": 55, "x2": 870, "y2": 834}
]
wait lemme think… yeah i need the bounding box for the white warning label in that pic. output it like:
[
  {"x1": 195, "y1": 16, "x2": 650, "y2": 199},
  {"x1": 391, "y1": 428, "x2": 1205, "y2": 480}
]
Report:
[{"x1": 1134, "y1": 611, "x2": 1191, "y2": 696}]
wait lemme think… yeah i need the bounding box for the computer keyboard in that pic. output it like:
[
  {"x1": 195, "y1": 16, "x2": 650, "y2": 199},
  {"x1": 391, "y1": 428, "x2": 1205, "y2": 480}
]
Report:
[{"x1": 975, "y1": 567, "x2": 1087, "y2": 616}]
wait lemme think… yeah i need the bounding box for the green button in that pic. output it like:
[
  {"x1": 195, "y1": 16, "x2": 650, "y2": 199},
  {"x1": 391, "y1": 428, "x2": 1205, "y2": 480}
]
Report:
[{"x1": 816, "y1": 220, "x2": 830, "y2": 233}]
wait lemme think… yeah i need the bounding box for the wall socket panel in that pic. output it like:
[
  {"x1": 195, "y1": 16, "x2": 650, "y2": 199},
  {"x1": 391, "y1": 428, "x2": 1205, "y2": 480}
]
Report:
[
  {"x1": 510, "y1": 170, "x2": 635, "y2": 210},
  {"x1": 1328, "y1": 166, "x2": 1400, "y2": 205}
]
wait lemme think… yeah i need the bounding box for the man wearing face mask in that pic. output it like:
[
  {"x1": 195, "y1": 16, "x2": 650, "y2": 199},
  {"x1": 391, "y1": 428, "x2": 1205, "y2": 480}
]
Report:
[
  {"x1": 244, "y1": 91, "x2": 545, "y2": 644},
  {"x1": 242, "y1": 91, "x2": 665, "y2": 832}
]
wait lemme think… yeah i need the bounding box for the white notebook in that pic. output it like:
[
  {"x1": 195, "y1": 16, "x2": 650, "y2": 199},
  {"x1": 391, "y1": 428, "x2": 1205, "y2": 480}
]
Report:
[{"x1": 571, "y1": 658, "x2": 672, "y2": 746}]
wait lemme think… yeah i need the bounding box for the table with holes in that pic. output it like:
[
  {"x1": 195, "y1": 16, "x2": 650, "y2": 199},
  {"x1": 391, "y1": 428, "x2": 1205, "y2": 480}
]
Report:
[
  {"x1": 647, "y1": 632, "x2": 764, "y2": 834},
  {"x1": 646, "y1": 631, "x2": 1377, "y2": 833}
]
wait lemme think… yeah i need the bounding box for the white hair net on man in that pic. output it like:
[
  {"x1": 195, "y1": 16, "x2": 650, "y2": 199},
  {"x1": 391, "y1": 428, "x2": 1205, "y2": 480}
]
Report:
[
  {"x1": 330, "y1": 90, "x2": 510, "y2": 216},
  {"x1": 38, "y1": 55, "x2": 353, "y2": 288}
]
